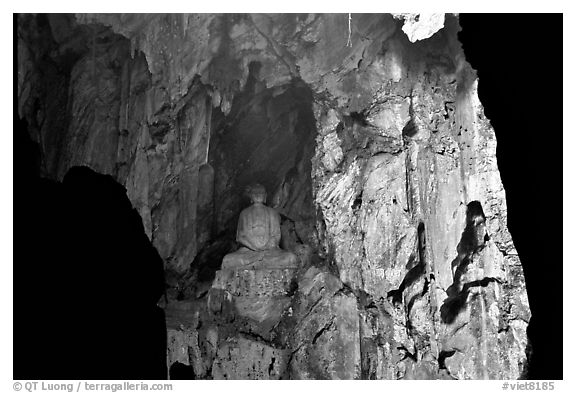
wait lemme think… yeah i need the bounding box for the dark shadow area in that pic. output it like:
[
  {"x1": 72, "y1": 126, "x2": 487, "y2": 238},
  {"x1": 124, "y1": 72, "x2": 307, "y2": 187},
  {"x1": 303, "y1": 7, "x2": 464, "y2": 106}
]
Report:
[
  {"x1": 387, "y1": 223, "x2": 427, "y2": 307},
  {"x1": 210, "y1": 62, "x2": 318, "y2": 236},
  {"x1": 176, "y1": 236, "x2": 237, "y2": 300},
  {"x1": 441, "y1": 201, "x2": 489, "y2": 323},
  {"x1": 169, "y1": 362, "x2": 196, "y2": 380},
  {"x1": 441, "y1": 201, "x2": 488, "y2": 324},
  {"x1": 459, "y1": 14, "x2": 563, "y2": 379},
  {"x1": 438, "y1": 349, "x2": 457, "y2": 370},
  {"x1": 14, "y1": 114, "x2": 167, "y2": 379},
  {"x1": 449, "y1": 201, "x2": 487, "y2": 282},
  {"x1": 441, "y1": 277, "x2": 501, "y2": 325}
]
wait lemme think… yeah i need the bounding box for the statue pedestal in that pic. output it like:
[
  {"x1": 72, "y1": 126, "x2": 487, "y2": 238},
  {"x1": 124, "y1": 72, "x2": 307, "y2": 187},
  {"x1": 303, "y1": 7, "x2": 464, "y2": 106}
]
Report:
[
  {"x1": 206, "y1": 266, "x2": 297, "y2": 379},
  {"x1": 209, "y1": 267, "x2": 298, "y2": 325},
  {"x1": 212, "y1": 268, "x2": 298, "y2": 297},
  {"x1": 221, "y1": 248, "x2": 298, "y2": 270}
]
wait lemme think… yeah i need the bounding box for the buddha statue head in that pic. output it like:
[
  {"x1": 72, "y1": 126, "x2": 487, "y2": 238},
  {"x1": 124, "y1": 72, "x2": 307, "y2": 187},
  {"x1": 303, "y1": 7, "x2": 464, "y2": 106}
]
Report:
[{"x1": 246, "y1": 183, "x2": 267, "y2": 205}]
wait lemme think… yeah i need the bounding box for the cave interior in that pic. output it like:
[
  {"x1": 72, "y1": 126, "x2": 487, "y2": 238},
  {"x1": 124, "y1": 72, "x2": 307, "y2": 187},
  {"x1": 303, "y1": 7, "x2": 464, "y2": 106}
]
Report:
[{"x1": 14, "y1": 13, "x2": 562, "y2": 380}]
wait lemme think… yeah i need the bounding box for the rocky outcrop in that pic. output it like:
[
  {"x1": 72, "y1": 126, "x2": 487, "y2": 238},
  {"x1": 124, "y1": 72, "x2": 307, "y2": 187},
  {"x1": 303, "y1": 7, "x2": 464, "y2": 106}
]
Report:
[{"x1": 17, "y1": 13, "x2": 530, "y2": 379}]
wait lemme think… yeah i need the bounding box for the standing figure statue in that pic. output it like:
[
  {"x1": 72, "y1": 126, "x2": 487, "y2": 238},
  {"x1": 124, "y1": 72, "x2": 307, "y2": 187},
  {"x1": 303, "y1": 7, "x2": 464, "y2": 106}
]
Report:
[{"x1": 221, "y1": 183, "x2": 298, "y2": 270}]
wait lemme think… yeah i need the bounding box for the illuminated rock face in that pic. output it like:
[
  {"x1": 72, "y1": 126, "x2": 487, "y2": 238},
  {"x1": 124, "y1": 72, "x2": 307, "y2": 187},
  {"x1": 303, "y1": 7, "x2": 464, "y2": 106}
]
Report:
[{"x1": 18, "y1": 13, "x2": 530, "y2": 379}]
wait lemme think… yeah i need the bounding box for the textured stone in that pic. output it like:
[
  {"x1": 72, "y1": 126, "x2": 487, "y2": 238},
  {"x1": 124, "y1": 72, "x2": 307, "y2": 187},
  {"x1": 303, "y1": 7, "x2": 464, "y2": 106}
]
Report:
[
  {"x1": 167, "y1": 329, "x2": 201, "y2": 375},
  {"x1": 289, "y1": 269, "x2": 361, "y2": 379},
  {"x1": 212, "y1": 337, "x2": 288, "y2": 380},
  {"x1": 234, "y1": 296, "x2": 291, "y2": 324},
  {"x1": 212, "y1": 268, "x2": 297, "y2": 297}
]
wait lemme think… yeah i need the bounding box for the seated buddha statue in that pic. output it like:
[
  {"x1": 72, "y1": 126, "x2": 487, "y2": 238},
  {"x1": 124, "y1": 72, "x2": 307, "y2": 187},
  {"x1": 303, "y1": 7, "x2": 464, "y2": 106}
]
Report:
[{"x1": 221, "y1": 183, "x2": 298, "y2": 270}]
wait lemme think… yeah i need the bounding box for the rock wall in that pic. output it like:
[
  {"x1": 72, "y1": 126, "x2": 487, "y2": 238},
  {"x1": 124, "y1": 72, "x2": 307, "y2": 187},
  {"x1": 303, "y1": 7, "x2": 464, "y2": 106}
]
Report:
[{"x1": 17, "y1": 13, "x2": 530, "y2": 379}]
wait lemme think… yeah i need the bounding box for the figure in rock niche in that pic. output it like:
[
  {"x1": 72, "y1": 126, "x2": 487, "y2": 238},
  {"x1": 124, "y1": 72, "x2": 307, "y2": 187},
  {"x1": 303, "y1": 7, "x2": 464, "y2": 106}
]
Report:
[{"x1": 221, "y1": 183, "x2": 298, "y2": 270}]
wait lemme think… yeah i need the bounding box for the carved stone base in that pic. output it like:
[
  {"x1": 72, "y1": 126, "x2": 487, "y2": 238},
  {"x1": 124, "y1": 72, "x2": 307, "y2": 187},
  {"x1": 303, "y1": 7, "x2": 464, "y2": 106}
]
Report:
[
  {"x1": 221, "y1": 247, "x2": 298, "y2": 270},
  {"x1": 234, "y1": 295, "x2": 292, "y2": 324},
  {"x1": 212, "y1": 268, "x2": 298, "y2": 297},
  {"x1": 209, "y1": 267, "x2": 298, "y2": 328}
]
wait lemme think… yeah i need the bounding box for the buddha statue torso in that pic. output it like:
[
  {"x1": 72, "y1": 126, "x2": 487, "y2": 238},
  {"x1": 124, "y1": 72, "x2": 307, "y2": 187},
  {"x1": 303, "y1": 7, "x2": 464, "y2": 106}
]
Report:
[
  {"x1": 221, "y1": 183, "x2": 297, "y2": 270},
  {"x1": 236, "y1": 203, "x2": 281, "y2": 251}
]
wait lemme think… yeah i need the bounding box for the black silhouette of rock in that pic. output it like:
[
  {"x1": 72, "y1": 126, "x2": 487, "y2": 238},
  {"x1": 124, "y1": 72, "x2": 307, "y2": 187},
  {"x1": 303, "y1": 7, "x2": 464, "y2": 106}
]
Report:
[{"x1": 14, "y1": 118, "x2": 166, "y2": 379}]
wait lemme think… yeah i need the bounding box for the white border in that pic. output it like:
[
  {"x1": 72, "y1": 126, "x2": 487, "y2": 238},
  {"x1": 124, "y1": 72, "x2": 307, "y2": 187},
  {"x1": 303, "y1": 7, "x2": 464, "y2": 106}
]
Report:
[{"x1": 4, "y1": 1, "x2": 574, "y2": 389}]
